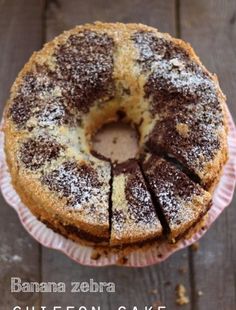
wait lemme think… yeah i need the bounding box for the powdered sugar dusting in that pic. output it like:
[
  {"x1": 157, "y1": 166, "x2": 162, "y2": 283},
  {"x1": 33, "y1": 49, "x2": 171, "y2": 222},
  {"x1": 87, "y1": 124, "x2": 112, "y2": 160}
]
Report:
[
  {"x1": 36, "y1": 101, "x2": 66, "y2": 127},
  {"x1": 126, "y1": 176, "x2": 159, "y2": 226},
  {"x1": 19, "y1": 135, "x2": 63, "y2": 170},
  {"x1": 112, "y1": 209, "x2": 127, "y2": 234},
  {"x1": 9, "y1": 29, "x2": 115, "y2": 130},
  {"x1": 42, "y1": 161, "x2": 110, "y2": 224},
  {"x1": 147, "y1": 59, "x2": 217, "y2": 106},
  {"x1": 7, "y1": 29, "x2": 115, "y2": 231},
  {"x1": 143, "y1": 156, "x2": 208, "y2": 233},
  {"x1": 133, "y1": 31, "x2": 224, "y2": 177},
  {"x1": 54, "y1": 30, "x2": 115, "y2": 113},
  {"x1": 111, "y1": 160, "x2": 162, "y2": 242},
  {"x1": 133, "y1": 31, "x2": 218, "y2": 109},
  {"x1": 132, "y1": 31, "x2": 188, "y2": 70},
  {"x1": 155, "y1": 181, "x2": 196, "y2": 228},
  {"x1": 10, "y1": 72, "x2": 71, "y2": 129}
]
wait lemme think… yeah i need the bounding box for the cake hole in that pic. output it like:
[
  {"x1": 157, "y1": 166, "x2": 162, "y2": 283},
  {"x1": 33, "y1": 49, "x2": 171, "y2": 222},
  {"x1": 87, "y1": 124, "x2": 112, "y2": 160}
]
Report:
[{"x1": 92, "y1": 121, "x2": 139, "y2": 163}]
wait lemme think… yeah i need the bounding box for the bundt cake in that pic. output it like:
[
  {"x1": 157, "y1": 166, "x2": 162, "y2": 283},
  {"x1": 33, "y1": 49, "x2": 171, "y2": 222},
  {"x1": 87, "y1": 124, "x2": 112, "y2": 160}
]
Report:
[{"x1": 3, "y1": 22, "x2": 228, "y2": 247}]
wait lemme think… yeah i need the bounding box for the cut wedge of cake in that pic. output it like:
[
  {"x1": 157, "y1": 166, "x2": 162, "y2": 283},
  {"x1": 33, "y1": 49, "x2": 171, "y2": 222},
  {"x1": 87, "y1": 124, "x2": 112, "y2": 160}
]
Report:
[
  {"x1": 142, "y1": 154, "x2": 211, "y2": 241},
  {"x1": 111, "y1": 159, "x2": 163, "y2": 246}
]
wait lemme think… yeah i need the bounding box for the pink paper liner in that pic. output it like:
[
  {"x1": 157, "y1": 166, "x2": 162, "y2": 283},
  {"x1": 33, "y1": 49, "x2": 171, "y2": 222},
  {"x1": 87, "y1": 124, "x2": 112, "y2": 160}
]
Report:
[{"x1": 0, "y1": 110, "x2": 236, "y2": 267}]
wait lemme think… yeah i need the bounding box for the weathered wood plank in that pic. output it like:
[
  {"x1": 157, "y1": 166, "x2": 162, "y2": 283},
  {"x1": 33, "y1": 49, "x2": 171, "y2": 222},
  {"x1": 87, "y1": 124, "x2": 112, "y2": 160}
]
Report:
[
  {"x1": 41, "y1": 248, "x2": 191, "y2": 309},
  {"x1": 45, "y1": 0, "x2": 177, "y2": 40},
  {"x1": 180, "y1": 1, "x2": 236, "y2": 309},
  {"x1": 41, "y1": 1, "x2": 192, "y2": 309},
  {"x1": 0, "y1": 0, "x2": 45, "y2": 308},
  {"x1": 1, "y1": 0, "x2": 235, "y2": 308}
]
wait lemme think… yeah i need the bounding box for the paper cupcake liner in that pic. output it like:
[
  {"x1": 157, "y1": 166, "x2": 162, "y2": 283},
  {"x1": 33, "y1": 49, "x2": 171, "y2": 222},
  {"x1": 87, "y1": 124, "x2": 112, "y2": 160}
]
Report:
[{"x1": 1, "y1": 109, "x2": 236, "y2": 267}]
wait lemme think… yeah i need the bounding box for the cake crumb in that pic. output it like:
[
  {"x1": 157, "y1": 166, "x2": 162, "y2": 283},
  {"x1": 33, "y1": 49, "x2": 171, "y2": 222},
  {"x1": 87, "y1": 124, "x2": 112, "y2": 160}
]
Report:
[
  {"x1": 176, "y1": 284, "x2": 190, "y2": 306},
  {"x1": 150, "y1": 288, "x2": 158, "y2": 295},
  {"x1": 191, "y1": 242, "x2": 200, "y2": 251},
  {"x1": 197, "y1": 290, "x2": 203, "y2": 297},
  {"x1": 117, "y1": 255, "x2": 128, "y2": 265},
  {"x1": 178, "y1": 266, "x2": 187, "y2": 274},
  {"x1": 90, "y1": 250, "x2": 101, "y2": 260},
  {"x1": 165, "y1": 281, "x2": 171, "y2": 286},
  {"x1": 170, "y1": 58, "x2": 185, "y2": 69},
  {"x1": 182, "y1": 252, "x2": 187, "y2": 258},
  {"x1": 152, "y1": 301, "x2": 163, "y2": 310},
  {"x1": 176, "y1": 123, "x2": 189, "y2": 138}
]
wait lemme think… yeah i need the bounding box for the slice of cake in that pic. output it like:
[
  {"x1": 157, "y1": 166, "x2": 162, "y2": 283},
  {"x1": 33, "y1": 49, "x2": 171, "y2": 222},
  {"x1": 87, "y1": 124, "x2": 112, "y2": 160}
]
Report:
[
  {"x1": 142, "y1": 154, "x2": 211, "y2": 241},
  {"x1": 110, "y1": 159, "x2": 162, "y2": 246}
]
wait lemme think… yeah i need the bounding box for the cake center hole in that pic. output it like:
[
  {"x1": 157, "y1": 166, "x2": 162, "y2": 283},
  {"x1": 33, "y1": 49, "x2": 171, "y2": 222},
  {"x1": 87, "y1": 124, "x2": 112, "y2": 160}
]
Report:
[{"x1": 92, "y1": 121, "x2": 139, "y2": 163}]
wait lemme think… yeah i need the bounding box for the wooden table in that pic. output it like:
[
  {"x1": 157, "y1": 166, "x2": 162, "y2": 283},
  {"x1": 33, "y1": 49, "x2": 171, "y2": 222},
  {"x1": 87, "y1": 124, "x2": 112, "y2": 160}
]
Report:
[{"x1": 0, "y1": 1, "x2": 235, "y2": 309}]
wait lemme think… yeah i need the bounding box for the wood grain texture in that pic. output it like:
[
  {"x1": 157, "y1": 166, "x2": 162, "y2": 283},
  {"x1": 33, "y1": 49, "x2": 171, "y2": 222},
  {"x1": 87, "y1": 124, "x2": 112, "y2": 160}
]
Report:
[
  {"x1": 41, "y1": 248, "x2": 191, "y2": 309},
  {"x1": 0, "y1": 0, "x2": 235, "y2": 308},
  {"x1": 42, "y1": 1, "x2": 192, "y2": 309},
  {"x1": 180, "y1": 0, "x2": 236, "y2": 309},
  {"x1": 45, "y1": 0, "x2": 177, "y2": 40},
  {"x1": 0, "y1": 1, "x2": 45, "y2": 309}
]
